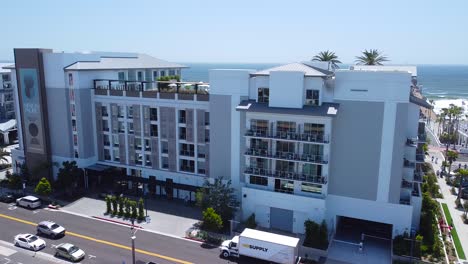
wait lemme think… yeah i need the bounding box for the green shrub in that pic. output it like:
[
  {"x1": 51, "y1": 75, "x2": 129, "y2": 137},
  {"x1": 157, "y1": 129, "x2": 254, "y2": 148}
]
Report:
[
  {"x1": 245, "y1": 213, "x2": 257, "y2": 229},
  {"x1": 118, "y1": 197, "x2": 125, "y2": 217},
  {"x1": 111, "y1": 196, "x2": 118, "y2": 215},
  {"x1": 202, "y1": 207, "x2": 223, "y2": 232},
  {"x1": 304, "y1": 220, "x2": 328, "y2": 250},
  {"x1": 105, "y1": 196, "x2": 111, "y2": 214},
  {"x1": 124, "y1": 199, "x2": 131, "y2": 218},
  {"x1": 138, "y1": 198, "x2": 145, "y2": 221},
  {"x1": 131, "y1": 201, "x2": 138, "y2": 219},
  {"x1": 34, "y1": 177, "x2": 52, "y2": 197}
]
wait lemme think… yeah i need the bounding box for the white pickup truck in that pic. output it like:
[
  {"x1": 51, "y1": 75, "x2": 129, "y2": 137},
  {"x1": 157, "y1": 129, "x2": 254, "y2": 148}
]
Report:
[{"x1": 220, "y1": 228, "x2": 300, "y2": 264}]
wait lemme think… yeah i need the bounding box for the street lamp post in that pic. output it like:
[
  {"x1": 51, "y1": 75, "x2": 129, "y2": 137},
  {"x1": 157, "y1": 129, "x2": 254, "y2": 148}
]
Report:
[{"x1": 130, "y1": 219, "x2": 136, "y2": 264}]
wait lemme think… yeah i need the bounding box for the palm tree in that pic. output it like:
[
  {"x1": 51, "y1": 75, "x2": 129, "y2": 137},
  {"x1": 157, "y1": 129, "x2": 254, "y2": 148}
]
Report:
[
  {"x1": 312, "y1": 50, "x2": 341, "y2": 70},
  {"x1": 355, "y1": 49, "x2": 389, "y2": 65},
  {"x1": 457, "y1": 169, "x2": 468, "y2": 201}
]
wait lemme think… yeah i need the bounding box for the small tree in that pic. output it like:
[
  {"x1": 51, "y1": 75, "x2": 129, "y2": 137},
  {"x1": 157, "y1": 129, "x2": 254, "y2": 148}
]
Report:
[
  {"x1": 138, "y1": 198, "x2": 145, "y2": 221},
  {"x1": 131, "y1": 201, "x2": 138, "y2": 219},
  {"x1": 124, "y1": 199, "x2": 131, "y2": 218},
  {"x1": 105, "y1": 196, "x2": 111, "y2": 214},
  {"x1": 446, "y1": 150, "x2": 458, "y2": 175},
  {"x1": 118, "y1": 197, "x2": 125, "y2": 217},
  {"x1": 111, "y1": 196, "x2": 118, "y2": 215},
  {"x1": 202, "y1": 207, "x2": 223, "y2": 232},
  {"x1": 457, "y1": 169, "x2": 468, "y2": 201},
  {"x1": 34, "y1": 177, "x2": 52, "y2": 197},
  {"x1": 56, "y1": 161, "x2": 83, "y2": 196},
  {"x1": 304, "y1": 220, "x2": 320, "y2": 248},
  {"x1": 245, "y1": 213, "x2": 257, "y2": 229},
  {"x1": 318, "y1": 220, "x2": 329, "y2": 249}
]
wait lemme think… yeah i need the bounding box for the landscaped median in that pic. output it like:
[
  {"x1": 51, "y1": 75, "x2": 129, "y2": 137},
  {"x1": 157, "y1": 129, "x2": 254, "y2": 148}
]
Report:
[{"x1": 441, "y1": 203, "x2": 466, "y2": 260}]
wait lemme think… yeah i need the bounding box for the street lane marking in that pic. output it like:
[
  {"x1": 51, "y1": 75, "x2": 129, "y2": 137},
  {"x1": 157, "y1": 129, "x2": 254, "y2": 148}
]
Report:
[
  {"x1": 0, "y1": 245, "x2": 16, "y2": 257},
  {"x1": 0, "y1": 213, "x2": 193, "y2": 264}
]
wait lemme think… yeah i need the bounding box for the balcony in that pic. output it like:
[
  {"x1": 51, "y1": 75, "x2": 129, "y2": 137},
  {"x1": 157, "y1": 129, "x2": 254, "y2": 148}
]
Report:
[
  {"x1": 415, "y1": 154, "x2": 425, "y2": 163},
  {"x1": 245, "y1": 130, "x2": 329, "y2": 144},
  {"x1": 403, "y1": 159, "x2": 415, "y2": 168},
  {"x1": 417, "y1": 133, "x2": 427, "y2": 143},
  {"x1": 179, "y1": 134, "x2": 186, "y2": 140},
  {"x1": 244, "y1": 148, "x2": 328, "y2": 164},
  {"x1": 406, "y1": 138, "x2": 417, "y2": 147},
  {"x1": 180, "y1": 166, "x2": 195, "y2": 173},
  {"x1": 399, "y1": 197, "x2": 411, "y2": 205},
  {"x1": 401, "y1": 179, "x2": 412, "y2": 189},
  {"x1": 180, "y1": 150, "x2": 195, "y2": 157},
  {"x1": 244, "y1": 166, "x2": 327, "y2": 184},
  {"x1": 412, "y1": 183, "x2": 420, "y2": 197},
  {"x1": 93, "y1": 79, "x2": 210, "y2": 95},
  {"x1": 179, "y1": 117, "x2": 186, "y2": 124}
]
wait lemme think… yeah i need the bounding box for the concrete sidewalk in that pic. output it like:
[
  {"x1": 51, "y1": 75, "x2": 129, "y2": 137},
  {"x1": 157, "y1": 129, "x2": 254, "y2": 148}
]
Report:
[
  {"x1": 427, "y1": 148, "x2": 468, "y2": 259},
  {"x1": 60, "y1": 195, "x2": 201, "y2": 238}
]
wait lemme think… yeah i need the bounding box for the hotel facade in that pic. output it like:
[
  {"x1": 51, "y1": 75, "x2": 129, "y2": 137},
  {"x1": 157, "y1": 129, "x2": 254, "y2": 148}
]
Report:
[{"x1": 8, "y1": 48, "x2": 430, "y2": 237}]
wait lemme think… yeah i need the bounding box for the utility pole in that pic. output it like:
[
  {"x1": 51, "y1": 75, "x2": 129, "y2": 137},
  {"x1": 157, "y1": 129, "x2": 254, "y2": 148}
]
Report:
[{"x1": 130, "y1": 219, "x2": 136, "y2": 264}]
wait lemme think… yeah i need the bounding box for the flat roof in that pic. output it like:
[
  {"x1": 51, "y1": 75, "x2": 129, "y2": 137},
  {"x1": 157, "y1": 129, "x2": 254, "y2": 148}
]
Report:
[
  {"x1": 236, "y1": 100, "x2": 339, "y2": 117},
  {"x1": 252, "y1": 62, "x2": 333, "y2": 77},
  {"x1": 0, "y1": 63, "x2": 13, "y2": 73},
  {"x1": 240, "y1": 228, "x2": 299, "y2": 247},
  {"x1": 65, "y1": 54, "x2": 187, "y2": 71}
]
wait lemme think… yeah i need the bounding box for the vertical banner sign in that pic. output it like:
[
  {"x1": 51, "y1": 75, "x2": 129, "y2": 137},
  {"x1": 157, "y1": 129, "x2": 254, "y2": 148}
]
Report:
[{"x1": 19, "y1": 68, "x2": 44, "y2": 154}]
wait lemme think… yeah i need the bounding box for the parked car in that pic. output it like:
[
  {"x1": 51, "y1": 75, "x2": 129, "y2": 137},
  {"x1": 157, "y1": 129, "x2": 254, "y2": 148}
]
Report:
[
  {"x1": 55, "y1": 243, "x2": 85, "y2": 262},
  {"x1": 37, "y1": 221, "x2": 66, "y2": 238},
  {"x1": 16, "y1": 196, "x2": 41, "y2": 209},
  {"x1": 14, "y1": 233, "x2": 46, "y2": 251},
  {"x1": 0, "y1": 193, "x2": 15, "y2": 203}
]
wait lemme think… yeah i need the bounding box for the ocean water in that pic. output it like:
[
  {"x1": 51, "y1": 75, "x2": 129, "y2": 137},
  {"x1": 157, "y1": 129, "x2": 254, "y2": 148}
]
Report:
[{"x1": 181, "y1": 63, "x2": 468, "y2": 112}]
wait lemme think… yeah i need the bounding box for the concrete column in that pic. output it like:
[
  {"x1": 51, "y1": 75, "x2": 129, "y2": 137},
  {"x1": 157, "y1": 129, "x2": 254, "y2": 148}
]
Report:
[{"x1": 2, "y1": 132, "x2": 8, "y2": 145}]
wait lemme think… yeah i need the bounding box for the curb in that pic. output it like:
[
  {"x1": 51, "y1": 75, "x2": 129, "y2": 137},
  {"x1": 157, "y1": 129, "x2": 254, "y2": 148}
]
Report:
[{"x1": 92, "y1": 216, "x2": 143, "y2": 229}]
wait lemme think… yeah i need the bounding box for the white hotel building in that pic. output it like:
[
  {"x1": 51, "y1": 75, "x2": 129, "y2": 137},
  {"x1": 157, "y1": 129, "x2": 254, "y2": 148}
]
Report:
[{"x1": 7, "y1": 49, "x2": 430, "y2": 238}]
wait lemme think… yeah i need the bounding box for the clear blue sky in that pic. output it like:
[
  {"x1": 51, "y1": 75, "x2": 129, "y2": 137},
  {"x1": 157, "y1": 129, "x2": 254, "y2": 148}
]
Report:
[{"x1": 2, "y1": 0, "x2": 467, "y2": 64}]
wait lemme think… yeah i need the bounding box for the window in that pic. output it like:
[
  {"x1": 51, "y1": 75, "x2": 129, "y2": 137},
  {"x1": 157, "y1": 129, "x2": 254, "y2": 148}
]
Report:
[
  {"x1": 118, "y1": 72, "x2": 126, "y2": 81},
  {"x1": 161, "y1": 141, "x2": 168, "y2": 153},
  {"x1": 127, "y1": 122, "x2": 133, "y2": 134},
  {"x1": 104, "y1": 149, "x2": 111, "y2": 160},
  {"x1": 197, "y1": 161, "x2": 206, "y2": 175},
  {"x1": 160, "y1": 70, "x2": 166, "y2": 77},
  {"x1": 274, "y1": 179, "x2": 294, "y2": 194},
  {"x1": 101, "y1": 106, "x2": 108, "y2": 117},
  {"x1": 302, "y1": 164, "x2": 322, "y2": 177},
  {"x1": 276, "y1": 141, "x2": 295, "y2": 154},
  {"x1": 198, "y1": 145, "x2": 206, "y2": 158},
  {"x1": 303, "y1": 144, "x2": 323, "y2": 157},
  {"x1": 277, "y1": 121, "x2": 296, "y2": 134},
  {"x1": 301, "y1": 183, "x2": 322, "y2": 194},
  {"x1": 180, "y1": 143, "x2": 194, "y2": 157},
  {"x1": 305, "y1": 90, "x2": 319, "y2": 106},
  {"x1": 69, "y1": 89, "x2": 75, "y2": 101},
  {"x1": 135, "y1": 138, "x2": 142, "y2": 150},
  {"x1": 258, "y1": 88, "x2": 269, "y2": 103},
  {"x1": 119, "y1": 122, "x2": 126, "y2": 133},
  {"x1": 205, "y1": 129, "x2": 210, "y2": 142},
  {"x1": 102, "y1": 120, "x2": 109, "y2": 131},
  {"x1": 150, "y1": 108, "x2": 158, "y2": 121},
  {"x1": 135, "y1": 153, "x2": 143, "y2": 165},
  {"x1": 73, "y1": 135, "x2": 78, "y2": 146},
  {"x1": 113, "y1": 135, "x2": 119, "y2": 147},
  {"x1": 113, "y1": 149, "x2": 120, "y2": 162},
  {"x1": 145, "y1": 139, "x2": 151, "y2": 151},
  {"x1": 71, "y1": 104, "x2": 76, "y2": 117},
  {"x1": 249, "y1": 175, "x2": 268, "y2": 186},
  {"x1": 250, "y1": 120, "x2": 268, "y2": 135},
  {"x1": 68, "y1": 73, "x2": 73, "y2": 87},
  {"x1": 137, "y1": 71, "x2": 143, "y2": 81},
  {"x1": 161, "y1": 157, "x2": 168, "y2": 169},
  {"x1": 145, "y1": 155, "x2": 152, "y2": 166},
  {"x1": 276, "y1": 160, "x2": 295, "y2": 174},
  {"x1": 205, "y1": 112, "x2": 210, "y2": 125},
  {"x1": 179, "y1": 110, "x2": 186, "y2": 124},
  {"x1": 250, "y1": 138, "x2": 268, "y2": 151},
  {"x1": 118, "y1": 106, "x2": 125, "y2": 118},
  {"x1": 179, "y1": 127, "x2": 187, "y2": 140},
  {"x1": 150, "y1": 124, "x2": 158, "y2": 137},
  {"x1": 180, "y1": 159, "x2": 195, "y2": 173},
  {"x1": 304, "y1": 123, "x2": 324, "y2": 135},
  {"x1": 2, "y1": 74, "x2": 10, "y2": 82},
  {"x1": 250, "y1": 157, "x2": 268, "y2": 169},
  {"x1": 153, "y1": 71, "x2": 158, "y2": 81},
  {"x1": 169, "y1": 69, "x2": 176, "y2": 76},
  {"x1": 103, "y1": 135, "x2": 110, "y2": 146},
  {"x1": 74, "y1": 150, "x2": 79, "y2": 158},
  {"x1": 72, "y1": 120, "x2": 77, "y2": 132},
  {"x1": 127, "y1": 106, "x2": 133, "y2": 118}
]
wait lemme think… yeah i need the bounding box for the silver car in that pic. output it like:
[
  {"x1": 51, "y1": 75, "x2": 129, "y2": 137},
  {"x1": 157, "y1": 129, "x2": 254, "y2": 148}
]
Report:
[
  {"x1": 37, "y1": 221, "x2": 66, "y2": 238},
  {"x1": 55, "y1": 243, "x2": 85, "y2": 262}
]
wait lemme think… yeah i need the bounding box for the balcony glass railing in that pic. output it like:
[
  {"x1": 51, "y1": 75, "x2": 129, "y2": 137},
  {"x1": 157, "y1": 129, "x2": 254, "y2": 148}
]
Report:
[
  {"x1": 403, "y1": 159, "x2": 416, "y2": 168},
  {"x1": 93, "y1": 79, "x2": 209, "y2": 94},
  {"x1": 244, "y1": 166, "x2": 326, "y2": 184},
  {"x1": 245, "y1": 130, "x2": 329, "y2": 143},
  {"x1": 245, "y1": 148, "x2": 328, "y2": 164},
  {"x1": 180, "y1": 150, "x2": 195, "y2": 157},
  {"x1": 401, "y1": 179, "x2": 412, "y2": 189}
]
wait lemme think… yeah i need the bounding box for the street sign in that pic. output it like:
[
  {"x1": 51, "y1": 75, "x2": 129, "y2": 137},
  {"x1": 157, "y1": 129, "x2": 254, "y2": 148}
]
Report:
[{"x1": 145, "y1": 216, "x2": 151, "y2": 224}]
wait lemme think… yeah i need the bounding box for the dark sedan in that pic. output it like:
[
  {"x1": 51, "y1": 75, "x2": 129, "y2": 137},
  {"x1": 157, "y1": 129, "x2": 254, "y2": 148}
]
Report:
[{"x1": 0, "y1": 194, "x2": 15, "y2": 203}]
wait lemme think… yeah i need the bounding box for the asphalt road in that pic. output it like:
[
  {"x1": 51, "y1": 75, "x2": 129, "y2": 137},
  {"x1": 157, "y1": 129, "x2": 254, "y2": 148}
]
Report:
[{"x1": 0, "y1": 202, "x2": 262, "y2": 264}]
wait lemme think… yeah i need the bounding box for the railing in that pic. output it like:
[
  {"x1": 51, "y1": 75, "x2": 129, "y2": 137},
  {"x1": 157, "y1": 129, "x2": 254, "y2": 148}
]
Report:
[
  {"x1": 245, "y1": 130, "x2": 329, "y2": 143},
  {"x1": 401, "y1": 179, "x2": 412, "y2": 189},
  {"x1": 418, "y1": 133, "x2": 427, "y2": 142},
  {"x1": 179, "y1": 117, "x2": 186, "y2": 124},
  {"x1": 406, "y1": 138, "x2": 417, "y2": 147},
  {"x1": 403, "y1": 159, "x2": 415, "y2": 168},
  {"x1": 180, "y1": 166, "x2": 195, "y2": 173},
  {"x1": 415, "y1": 154, "x2": 425, "y2": 162},
  {"x1": 412, "y1": 183, "x2": 420, "y2": 197},
  {"x1": 244, "y1": 167, "x2": 327, "y2": 184},
  {"x1": 198, "y1": 153, "x2": 206, "y2": 158},
  {"x1": 179, "y1": 134, "x2": 186, "y2": 140},
  {"x1": 162, "y1": 148, "x2": 168, "y2": 154},
  {"x1": 244, "y1": 148, "x2": 328, "y2": 164},
  {"x1": 93, "y1": 79, "x2": 210, "y2": 94},
  {"x1": 399, "y1": 198, "x2": 411, "y2": 205},
  {"x1": 180, "y1": 150, "x2": 195, "y2": 157}
]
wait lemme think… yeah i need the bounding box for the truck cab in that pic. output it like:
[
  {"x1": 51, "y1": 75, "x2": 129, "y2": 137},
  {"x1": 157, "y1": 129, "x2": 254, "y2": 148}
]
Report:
[{"x1": 220, "y1": 235, "x2": 239, "y2": 258}]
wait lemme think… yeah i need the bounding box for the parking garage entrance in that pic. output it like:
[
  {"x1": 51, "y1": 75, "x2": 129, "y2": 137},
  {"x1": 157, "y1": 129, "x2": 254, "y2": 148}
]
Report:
[{"x1": 328, "y1": 216, "x2": 393, "y2": 264}]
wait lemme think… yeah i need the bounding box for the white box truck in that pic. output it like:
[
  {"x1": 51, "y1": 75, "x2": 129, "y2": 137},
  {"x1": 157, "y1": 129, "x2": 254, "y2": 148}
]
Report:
[{"x1": 220, "y1": 228, "x2": 300, "y2": 264}]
